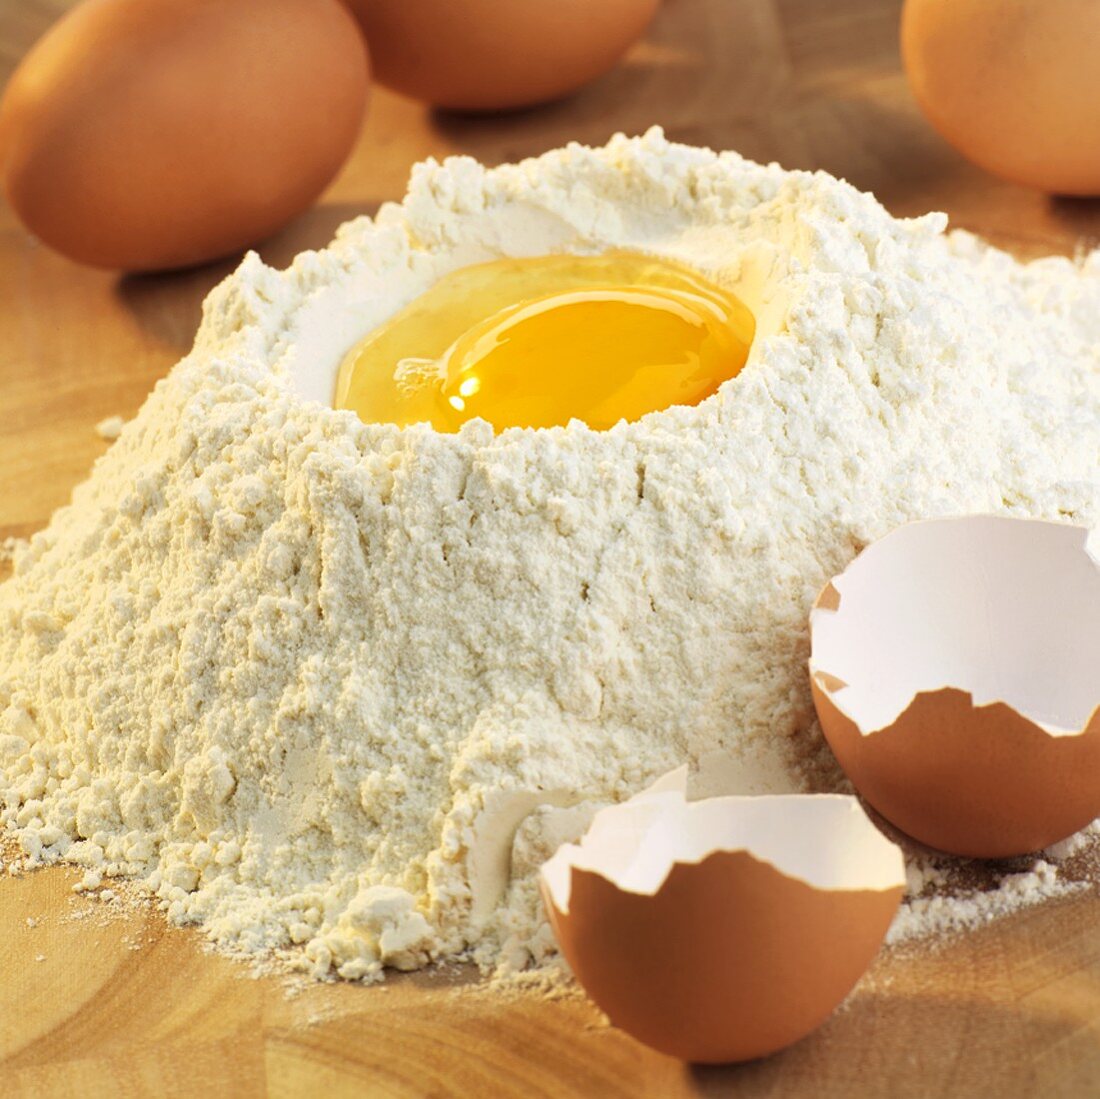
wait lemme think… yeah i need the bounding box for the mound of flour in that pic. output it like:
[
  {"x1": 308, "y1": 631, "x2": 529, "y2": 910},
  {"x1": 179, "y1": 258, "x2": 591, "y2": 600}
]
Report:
[{"x1": 1, "y1": 130, "x2": 1098, "y2": 981}]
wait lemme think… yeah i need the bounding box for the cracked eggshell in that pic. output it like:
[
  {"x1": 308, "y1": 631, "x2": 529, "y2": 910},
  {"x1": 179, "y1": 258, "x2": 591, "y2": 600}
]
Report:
[
  {"x1": 810, "y1": 516, "x2": 1100, "y2": 859},
  {"x1": 539, "y1": 769, "x2": 904, "y2": 1064}
]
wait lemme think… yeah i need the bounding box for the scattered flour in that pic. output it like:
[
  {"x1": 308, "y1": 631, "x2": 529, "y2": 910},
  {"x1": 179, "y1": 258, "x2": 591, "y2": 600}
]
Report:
[
  {"x1": 0, "y1": 130, "x2": 1097, "y2": 981},
  {"x1": 888, "y1": 858, "x2": 1086, "y2": 944},
  {"x1": 94, "y1": 415, "x2": 126, "y2": 442}
]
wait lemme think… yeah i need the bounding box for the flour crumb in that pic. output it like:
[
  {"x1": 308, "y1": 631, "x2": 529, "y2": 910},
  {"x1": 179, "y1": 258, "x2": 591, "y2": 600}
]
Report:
[
  {"x1": 73, "y1": 869, "x2": 104, "y2": 893},
  {"x1": 94, "y1": 414, "x2": 125, "y2": 441}
]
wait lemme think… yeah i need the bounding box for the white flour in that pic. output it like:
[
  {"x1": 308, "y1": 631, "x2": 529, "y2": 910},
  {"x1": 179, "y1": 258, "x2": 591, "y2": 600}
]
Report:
[
  {"x1": 1, "y1": 130, "x2": 1098, "y2": 982},
  {"x1": 94, "y1": 415, "x2": 125, "y2": 442}
]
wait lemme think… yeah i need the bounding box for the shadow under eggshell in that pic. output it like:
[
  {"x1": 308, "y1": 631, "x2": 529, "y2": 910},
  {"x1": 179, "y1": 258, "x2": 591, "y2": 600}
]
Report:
[
  {"x1": 812, "y1": 676, "x2": 1100, "y2": 859},
  {"x1": 543, "y1": 849, "x2": 902, "y2": 1065}
]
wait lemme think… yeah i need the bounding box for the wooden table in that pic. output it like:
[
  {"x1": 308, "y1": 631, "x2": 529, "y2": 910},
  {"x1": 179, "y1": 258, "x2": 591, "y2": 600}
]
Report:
[{"x1": 3, "y1": 1, "x2": 1100, "y2": 1095}]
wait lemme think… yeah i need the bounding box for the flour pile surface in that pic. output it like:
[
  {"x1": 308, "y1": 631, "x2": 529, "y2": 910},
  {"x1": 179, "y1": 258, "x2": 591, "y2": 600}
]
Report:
[{"x1": 1, "y1": 130, "x2": 1098, "y2": 981}]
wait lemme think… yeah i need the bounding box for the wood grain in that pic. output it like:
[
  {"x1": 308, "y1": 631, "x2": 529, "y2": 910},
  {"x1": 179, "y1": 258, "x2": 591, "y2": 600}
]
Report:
[
  {"x1": 3, "y1": 860, "x2": 1100, "y2": 1098},
  {"x1": 2, "y1": 0, "x2": 1100, "y2": 1094}
]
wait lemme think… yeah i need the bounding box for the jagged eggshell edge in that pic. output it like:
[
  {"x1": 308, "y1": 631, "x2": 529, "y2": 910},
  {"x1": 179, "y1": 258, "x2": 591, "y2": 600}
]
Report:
[
  {"x1": 809, "y1": 516, "x2": 1100, "y2": 858},
  {"x1": 539, "y1": 777, "x2": 904, "y2": 1063}
]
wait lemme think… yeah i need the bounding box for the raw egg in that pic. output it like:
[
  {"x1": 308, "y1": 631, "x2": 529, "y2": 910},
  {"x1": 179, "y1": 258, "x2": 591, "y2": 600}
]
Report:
[
  {"x1": 0, "y1": 0, "x2": 369, "y2": 270},
  {"x1": 810, "y1": 517, "x2": 1100, "y2": 858},
  {"x1": 902, "y1": 0, "x2": 1100, "y2": 194},
  {"x1": 334, "y1": 252, "x2": 755, "y2": 432},
  {"x1": 540, "y1": 769, "x2": 905, "y2": 1064},
  {"x1": 341, "y1": 0, "x2": 658, "y2": 111}
]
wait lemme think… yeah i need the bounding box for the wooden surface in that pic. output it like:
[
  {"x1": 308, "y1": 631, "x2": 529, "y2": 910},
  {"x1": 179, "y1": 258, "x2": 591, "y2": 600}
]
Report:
[{"x1": 3, "y1": 1, "x2": 1100, "y2": 1095}]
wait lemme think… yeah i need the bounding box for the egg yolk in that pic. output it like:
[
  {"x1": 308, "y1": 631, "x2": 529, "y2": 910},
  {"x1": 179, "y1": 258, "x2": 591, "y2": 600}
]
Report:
[{"x1": 334, "y1": 251, "x2": 755, "y2": 432}]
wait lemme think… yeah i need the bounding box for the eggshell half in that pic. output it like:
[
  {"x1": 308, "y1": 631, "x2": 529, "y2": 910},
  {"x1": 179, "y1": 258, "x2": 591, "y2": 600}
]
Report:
[
  {"x1": 540, "y1": 774, "x2": 904, "y2": 1064},
  {"x1": 810, "y1": 517, "x2": 1100, "y2": 858}
]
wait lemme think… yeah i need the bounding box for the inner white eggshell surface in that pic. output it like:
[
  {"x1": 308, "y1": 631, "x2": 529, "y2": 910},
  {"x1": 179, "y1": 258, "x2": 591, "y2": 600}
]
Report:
[
  {"x1": 540, "y1": 768, "x2": 906, "y2": 914},
  {"x1": 810, "y1": 517, "x2": 1100, "y2": 736}
]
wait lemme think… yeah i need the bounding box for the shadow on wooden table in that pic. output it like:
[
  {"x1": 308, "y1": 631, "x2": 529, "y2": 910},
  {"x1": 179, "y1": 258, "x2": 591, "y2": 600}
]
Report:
[
  {"x1": 689, "y1": 986, "x2": 1100, "y2": 1098},
  {"x1": 113, "y1": 201, "x2": 382, "y2": 356},
  {"x1": 1047, "y1": 195, "x2": 1100, "y2": 251}
]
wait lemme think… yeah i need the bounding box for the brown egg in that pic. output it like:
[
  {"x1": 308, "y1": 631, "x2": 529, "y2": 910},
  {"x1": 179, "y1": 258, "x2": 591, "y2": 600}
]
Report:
[
  {"x1": 902, "y1": 0, "x2": 1100, "y2": 194},
  {"x1": 540, "y1": 772, "x2": 905, "y2": 1064},
  {"x1": 0, "y1": 0, "x2": 369, "y2": 271},
  {"x1": 810, "y1": 517, "x2": 1100, "y2": 859},
  {"x1": 342, "y1": 0, "x2": 658, "y2": 111}
]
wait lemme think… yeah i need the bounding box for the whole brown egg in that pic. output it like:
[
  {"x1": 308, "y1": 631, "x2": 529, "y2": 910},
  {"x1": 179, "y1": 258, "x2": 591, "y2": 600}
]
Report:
[
  {"x1": 0, "y1": 0, "x2": 369, "y2": 271},
  {"x1": 342, "y1": 0, "x2": 659, "y2": 112},
  {"x1": 902, "y1": 0, "x2": 1100, "y2": 194}
]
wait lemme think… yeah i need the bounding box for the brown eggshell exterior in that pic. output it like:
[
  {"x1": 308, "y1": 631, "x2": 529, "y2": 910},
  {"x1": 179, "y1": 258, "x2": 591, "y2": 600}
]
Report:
[
  {"x1": 543, "y1": 851, "x2": 902, "y2": 1064},
  {"x1": 812, "y1": 675, "x2": 1100, "y2": 859},
  {"x1": 342, "y1": 0, "x2": 658, "y2": 111},
  {"x1": 902, "y1": 0, "x2": 1100, "y2": 195},
  {"x1": 0, "y1": 0, "x2": 369, "y2": 271}
]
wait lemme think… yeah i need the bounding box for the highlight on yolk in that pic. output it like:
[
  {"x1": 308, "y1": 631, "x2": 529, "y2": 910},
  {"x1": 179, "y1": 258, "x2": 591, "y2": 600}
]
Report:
[{"x1": 333, "y1": 251, "x2": 755, "y2": 432}]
